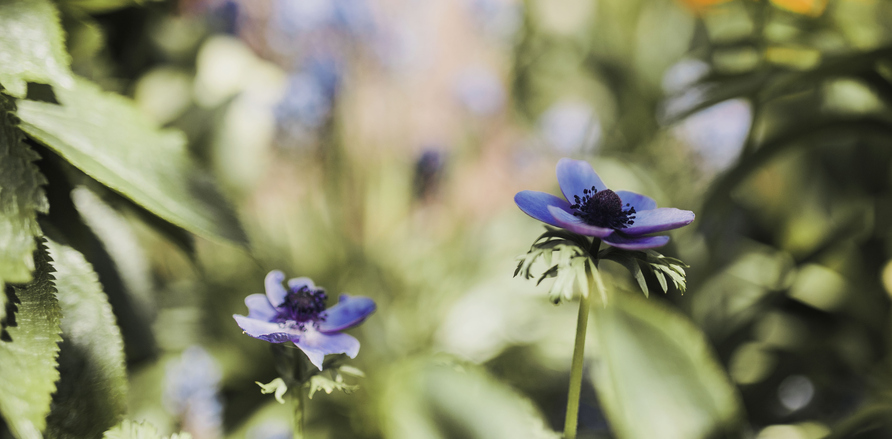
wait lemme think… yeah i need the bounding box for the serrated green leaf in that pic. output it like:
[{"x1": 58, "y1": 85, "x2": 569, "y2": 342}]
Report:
[
  {"x1": 103, "y1": 420, "x2": 192, "y2": 439},
  {"x1": 0, "y1": 0, "x2": 73, "y2": 97},
  {"x1": 45, "y1": 239, "x2": 127, "y2": 439},
  {"x1": 0, "y1": 240, "x2": 62, "y2": 439},
  {"x1": 590, "y1": 293, "x2": 743, "y2": 439},
  {"x1": 16, "y1": 77, "x2": 248, "y2": 246},
  {"x1": 0, "y1": 93, "x2": 48, "y2": 320}
]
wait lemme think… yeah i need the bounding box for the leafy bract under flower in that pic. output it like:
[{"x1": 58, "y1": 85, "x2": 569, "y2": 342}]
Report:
[
  {"x1": 515, "y1": 158, "x2": 694, "y2": 249},
  {"x1": 233, "y1": 271, "x2": 376, "y2": 370}
]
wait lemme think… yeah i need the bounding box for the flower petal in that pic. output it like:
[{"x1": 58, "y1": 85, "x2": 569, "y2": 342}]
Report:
[
  {"x1": 245, "y1": 294, "x2": 277, "y2": 321},
  {"x1": 265, "y1": 270, "x2": 288, "y2": 307},
  {"x1": 548, "y1": 205, "x2": 614, "y2": 237},
  {"x1": 287, "y1": 277, "x2": 316, "y2": 291},
  {"x1": 318, "y1": 295, "x2": 376, "y2": 333},
  {"x1": 602, "y1": 233, "x2": 670, "y2": 250},
  {"x1": 233, "y1": 314, "x2": 298, "y2": 343},
  {"x1": 556, "y1": 158, "x2": 607, "y2": 202},
  {"x1": 514, "y1": 190, "x2": 572, "y2": 227},
  {"x1": 294, "y1": 328, "x2": 361, "y2": 370},
  {"x1": 622, "y1": 208, "x2": 695, "y2": 236},
  {"x1": 615, "y1": 190, "x2": 657, "y2": 212}
]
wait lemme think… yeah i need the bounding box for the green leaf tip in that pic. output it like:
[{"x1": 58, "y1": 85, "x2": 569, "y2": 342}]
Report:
[
  {"x1": 16, "y1": 76, "x2": 248, "y2": 246},
  {"x1": 599, "y1": 247, "x2": 689, "y2": 297},
  {"x1": 306, "y1": 372, "x2": 360, "y2": 399},
  {"x1": 0, "y1": 0, "x2": 73, "y2": 97},
  {"x1": 515, "y1": 227, "x2": 596, "y2": 304},
  {"x1": 0, "y1": 239, "x2": 62, "y2": 439},
  {"x1": 45, "y1": 239, "x2": 128, "y2": 438},
  {"x1": 256, "y1": 378, "x2": 289, "y2": 404},
  {"x1": 0, "y1": 91, "x2": 48, "y2": 293}
]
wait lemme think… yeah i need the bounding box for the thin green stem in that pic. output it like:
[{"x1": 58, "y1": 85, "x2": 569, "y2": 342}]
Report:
[
  {"x1": 563, "y1": 267, "x2": 593, "y2": 439},
  {"x1": 564, "y1": 238, "x2": 601, "y2": 439},
  {"x1": 292, "y1": 386, "x2": 305, "y2": 439}
]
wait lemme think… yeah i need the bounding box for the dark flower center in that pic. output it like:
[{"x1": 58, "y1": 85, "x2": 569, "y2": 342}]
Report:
[
  {"x1": 275, "y1": 285, "x2": 328, "y2": 330},
  {"x1": 570, "y1": 187, "x2": 636, "y2": 229}
]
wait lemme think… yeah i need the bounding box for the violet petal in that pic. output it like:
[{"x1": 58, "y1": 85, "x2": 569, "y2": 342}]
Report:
[
  {"x1": 602, "y1": 233, "x2": 670, "y2": 250},
  {"x1": 265, "y1": 270, "x2": 288, "y2": 307},
  {"x1": 514, "y1": 190, "x2": 572, "y2": 227},
  {"x1": 622, "y1": 208, "x2": 695, "y2": 236},
  {"x1": 294, "y1": 328, "x2": 361, "y2": 370},
  {"x1": 233, "y1": 314, "x2": 298, "y2": 343},
  {"x1": 318, "y1": 295, "x2": 377, "y2": 333},
  {"x1": 245, "y1": 294, "x2": 277, "y2": 321},
  {"x1": 287, "y1": 277, "x2": 315, "y2": 291},
  {"x1": 548, "y1": 205, "x2": 614, "y2": 237},
  {"x1": 615, "y1": 190, "x2": 657, "y2": 212},
  {"x1": 556, "y1": 158, "x2": 607, "y2": 202}
]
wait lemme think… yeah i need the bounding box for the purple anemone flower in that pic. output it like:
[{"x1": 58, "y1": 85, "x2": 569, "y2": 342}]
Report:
[
  {"x1": 515, "y1": 158, "x2": 695, "y2": 250},
  {"x1": 233, "y1": 271, "x2": 376, "y2": 370}
]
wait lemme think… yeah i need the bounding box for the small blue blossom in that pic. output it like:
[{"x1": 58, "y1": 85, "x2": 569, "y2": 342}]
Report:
[
  {"x1": 413, "y1": 148, "x2": 447, "y2": 199},
  {"x1": 515, "y1": 159, "x2": 695, "y2": 249},
  {"x1": 454, "y1": 66, "x2": 505, "y2": 116},
  {"x1": 233, "y1": 271, "x2": 376, "y2": 370},
  {"x1": 163, "y1": 346, "x2": 223, "y2": 439}
]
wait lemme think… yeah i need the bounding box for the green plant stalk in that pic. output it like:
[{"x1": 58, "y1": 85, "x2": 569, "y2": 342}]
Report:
[
  {"x1": 292, "y1": 385, "x2": 305, "y2": 439},
  {"x1": 563, "y1": 265, "x2": 594, "y2": 439}
]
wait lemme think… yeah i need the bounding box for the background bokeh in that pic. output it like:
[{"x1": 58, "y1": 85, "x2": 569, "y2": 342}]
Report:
[{"x1": 36, "y1": 0, "x2": 892, "y2": 437}]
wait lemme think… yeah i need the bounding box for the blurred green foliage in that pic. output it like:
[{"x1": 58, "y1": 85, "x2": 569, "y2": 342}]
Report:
[{"x1": 3, "y1": 0, "x2": 892, "y2": 437}]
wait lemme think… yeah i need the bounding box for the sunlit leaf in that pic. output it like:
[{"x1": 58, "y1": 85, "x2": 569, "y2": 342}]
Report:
[
  {"x1": 16, "y1": 77, "x2": 248, "y2": 246},
  {"x1": 0, "y1": 92, "x2": 48, "y2": 323},
  {"x1": 0, "y1": 240, "x2": 62, "y2": 439},
  {"x1": 71, "y1": 187, "x2": 154, "y2": 313},
  {"x1": 383, "y1": 360, "x2": 559, "y2": 439},
  {"x1": 0, "y1": 0, "x2": 72, "y2": 97},
  {"x1": 45, "y1": 239, "x2": 128, "y2": 439},
  {"x1": 590, "y1": 293, "x2": 744, "y2": 439},
  {"x1": 61, "y1": 0, "x2": 154, "y2": 14}
]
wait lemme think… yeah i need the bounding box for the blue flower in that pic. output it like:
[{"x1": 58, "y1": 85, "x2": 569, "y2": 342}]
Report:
[
  {"x1": 515, "y1": 158, "x2": 695, "y2": 249},
  {"x1": 233, "y1": 271, "x2": 376, "y2": 370},
  {"x1": 163, "y1": 346, "x2": 223, "y2": 439}
]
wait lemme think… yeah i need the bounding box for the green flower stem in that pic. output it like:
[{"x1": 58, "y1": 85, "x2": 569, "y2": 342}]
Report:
[
  {"x1": 564, "y1": 238, "x2": 601, "y2": 439},
  {"x1": 292, "y1": 385, "x2": 305, "y2": 439},
  {"x1": 563, "y1": 268, "x2": 592, "y2": 439}
]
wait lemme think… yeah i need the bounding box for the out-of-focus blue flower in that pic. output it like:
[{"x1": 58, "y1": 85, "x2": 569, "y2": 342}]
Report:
[
  {"x1": 413, "y1": 149, "x2": 447, "y2": 199},
  {"x1": 674, "y1": 99, "x2": 752, "y2": 173},
  {"x1": 464, "y1": 0, "x2": 523, "y2": 42},
  {"x1": 267, "y1": 0, "x2": 376, "y2": 42},
  {"x1": 275, "y1": 72, "x2": 333, "y2": 130},
  {"x1": 538, "y1": 101, "x2": 601, "y2": 154},
  {"x1": 274, "y1": 54, "x2": 344, "y2": 145},
  {"x1": 454, "y1": 66, "x2": 505, "y2": 116},
  {"x1": 164, "y1": 346, "x2": 223, "y2": 439},
  {"x1": 269, "y1": 0, "x2": 336, "y2": 35},
  {"x1": 233, "y1": 271, "x2": 376, "y2": 370},
  {"x1": 514, "y1": 159, "x2": 695, "y2": 249}
]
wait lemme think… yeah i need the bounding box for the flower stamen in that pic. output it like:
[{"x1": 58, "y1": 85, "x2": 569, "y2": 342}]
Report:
[
  {"x1": 275, "y1": 285, "x2": 328, "y2": 330},
  {"x1": 570, "y1": 186, "x2": 636, "y2": 229}
]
